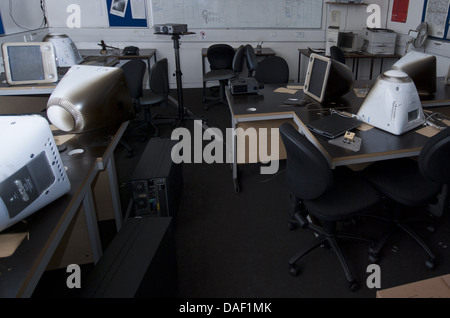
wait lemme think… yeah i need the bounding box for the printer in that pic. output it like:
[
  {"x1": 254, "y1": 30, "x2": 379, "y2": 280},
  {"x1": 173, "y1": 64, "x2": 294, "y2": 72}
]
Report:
[{"x1": 363, "y1": 28, "x2": 397, "y2": 55}]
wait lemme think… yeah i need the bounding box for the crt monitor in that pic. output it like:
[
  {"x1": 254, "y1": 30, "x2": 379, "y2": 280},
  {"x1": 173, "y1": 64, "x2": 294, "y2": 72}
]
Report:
[
  {"x1": 303, "y1": 53, "x2": 354, "y2": 103},
  {"x1": 1, "y1": 42, "x2": 58, "y2": 85},
  {"x1": 392, "y1": 51, "x2": 436, "y2": 96},
  {"x1": 0, "y1": 115, "x2": 71, "y2": 232},
  {"x1": 47, "y1": 65, "x2": 135, "y2": 133}
]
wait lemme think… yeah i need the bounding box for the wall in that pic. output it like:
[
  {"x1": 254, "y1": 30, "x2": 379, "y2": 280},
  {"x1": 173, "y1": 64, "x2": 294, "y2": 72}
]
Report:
[{"x1": 2, "y1": 0, "x2": 449, "y2": 88}]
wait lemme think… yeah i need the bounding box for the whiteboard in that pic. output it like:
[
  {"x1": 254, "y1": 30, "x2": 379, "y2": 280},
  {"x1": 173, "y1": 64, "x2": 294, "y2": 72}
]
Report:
[{"x1": 150, "y1": 0, "x2": 323, "y2": 29}]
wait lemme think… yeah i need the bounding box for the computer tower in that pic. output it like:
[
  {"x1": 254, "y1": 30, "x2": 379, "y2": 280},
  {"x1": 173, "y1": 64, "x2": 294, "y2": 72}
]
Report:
[{"x1": 129, "y1": 138, "x2": 183, "y2": 217}]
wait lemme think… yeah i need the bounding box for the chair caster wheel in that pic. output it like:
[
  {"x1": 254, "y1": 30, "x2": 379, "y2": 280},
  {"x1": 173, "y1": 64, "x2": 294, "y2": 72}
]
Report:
[
  {"x1": 425, "y1": 258, "x2": 435, "y2": 270},
  {"x1": 348, "y1": 280, "x2": 359, "y2": 292},
  {"x1": 289, "y1": 264, "x2": 300, "y2": 277}
]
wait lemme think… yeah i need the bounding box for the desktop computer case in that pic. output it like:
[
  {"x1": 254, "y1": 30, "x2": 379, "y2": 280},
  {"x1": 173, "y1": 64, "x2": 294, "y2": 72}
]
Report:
[{"x1": 130, "y1": 138, "x2": 183, "y2": 217}]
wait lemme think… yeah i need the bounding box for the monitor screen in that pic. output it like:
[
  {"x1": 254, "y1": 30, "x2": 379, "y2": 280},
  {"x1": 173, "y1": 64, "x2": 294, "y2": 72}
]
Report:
[
  {"x1": 303, "y1": 53, "x2": 354, "y2": 103},
  {"x1": 1, "y1": 42, "x2": 58, "y2": 85}
]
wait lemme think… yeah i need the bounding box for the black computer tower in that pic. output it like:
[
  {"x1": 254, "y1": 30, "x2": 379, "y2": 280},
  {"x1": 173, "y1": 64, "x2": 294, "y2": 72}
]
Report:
[{"x1": 129, "y1": 138, "x2": 183, "y2": 217}]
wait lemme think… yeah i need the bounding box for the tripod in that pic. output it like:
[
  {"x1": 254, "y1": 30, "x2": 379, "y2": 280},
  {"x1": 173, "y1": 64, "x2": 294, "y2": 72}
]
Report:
[{"x1": 157, "y1": 32, "x2": 200, "y2": 126}]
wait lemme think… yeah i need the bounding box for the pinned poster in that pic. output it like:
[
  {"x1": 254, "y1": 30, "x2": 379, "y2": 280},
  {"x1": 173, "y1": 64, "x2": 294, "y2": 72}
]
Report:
[{"x1": 391, "y1": 0, "x2": 410, "y2": 23}]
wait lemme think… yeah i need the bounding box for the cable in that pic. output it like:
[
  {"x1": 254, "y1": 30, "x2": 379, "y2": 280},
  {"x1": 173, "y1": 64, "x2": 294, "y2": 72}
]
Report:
[{"x1": 9, "y1": 0, "x2": 48, "y2": 31}]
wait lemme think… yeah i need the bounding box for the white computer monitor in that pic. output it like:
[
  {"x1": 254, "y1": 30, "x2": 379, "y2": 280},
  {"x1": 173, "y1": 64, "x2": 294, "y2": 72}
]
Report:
[
  {"x1": 303, "y1": 53, "x2": 354, "y2": 103},
  {"x1": 1, "y1": 42, "x2": 58, "y2": 85}
]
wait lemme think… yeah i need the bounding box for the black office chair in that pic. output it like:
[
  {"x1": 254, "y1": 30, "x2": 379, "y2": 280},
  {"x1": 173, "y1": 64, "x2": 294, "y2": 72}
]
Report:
[
  {"x1": 330, "y1": 46, "x2": 346, "y2": 64},
  {"x1": 279, "y1": 122, "x2": 380, "y2": 291},
  {"x1": 203, "y1": 44, "x2": 244, "y2": 109},
  {"x1": 362, "y1": 127, "x2": 450, "y2": 269},
  {"x1": 120, "y1": 59, "x2": 147, "y2": 156},
  {"x1": 140, "y1": 58, "x2": 173, "y2": 136},
  {"x1": 245, "y1": 44, "x2": 258, "y2": 77},
  {"x1": 254, "y1": 56, "x2": 289, "y2": 84}
]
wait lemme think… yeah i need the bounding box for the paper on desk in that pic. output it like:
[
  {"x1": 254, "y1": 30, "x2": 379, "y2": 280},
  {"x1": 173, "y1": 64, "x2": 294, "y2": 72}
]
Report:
[
  {"x1": 357, "y1": 123, "x2": 373, "y2": 131},
  {"x1": 53, "y1": 134, "x2": 76, "y2": 146},
  {"x1": 416, "y1": 126, "x2": 441, "y2": 138},
  {"x1": 354, "y1": 88, "x2": 369, "y2": 98},
  {"x1": 274, "y1": 87, "x2": 298, "y2": 94},
  {"x1": 0, "y1": 233, "x2": 29, "y2": 258}
]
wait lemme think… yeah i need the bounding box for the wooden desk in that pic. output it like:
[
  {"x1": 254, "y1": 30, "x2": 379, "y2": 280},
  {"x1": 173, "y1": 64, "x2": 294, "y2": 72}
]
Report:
[
  {"x1": 226, "y1": 82, "x2": 450, "y2": 192},
  {"x1": 202, "y1": 47, "x2": 275, "y2": 75},
  {"x1": 297, "y1": 49, "x2": 401, "y2": 82},
  {"x1": 0, "y1": 121, "x2": 129, "y2": 297}
]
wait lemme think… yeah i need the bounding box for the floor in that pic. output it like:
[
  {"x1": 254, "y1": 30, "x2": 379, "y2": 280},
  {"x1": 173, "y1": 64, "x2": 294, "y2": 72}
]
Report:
[{"x1": 32, "y1": 87, "x2": 450, "y2": 298}]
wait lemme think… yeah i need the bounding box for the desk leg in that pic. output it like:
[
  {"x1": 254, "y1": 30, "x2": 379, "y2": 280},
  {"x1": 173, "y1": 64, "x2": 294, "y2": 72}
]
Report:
[
  {"x1": 83, "y1": 188, "x2": 102, "y2": 264},
  {"x1": 231, "y1": 117, "x2": 240, "y2": 193},
  {"x1": 107, "y1": 156, "x2": 123, "y2": 231},
  {"x1": 370, "y1": 57, "x2": 374, "y2": 80}
]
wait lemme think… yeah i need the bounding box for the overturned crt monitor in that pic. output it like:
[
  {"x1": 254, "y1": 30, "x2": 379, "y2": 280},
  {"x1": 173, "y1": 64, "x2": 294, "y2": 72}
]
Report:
[
  {"x1": 47, "y1": 65, "x2": 134, "y2": 133},
  {"x1": 0, "y1": 115, "x2": 71, "y2": 232},
  {"x1": 303, "y1": 53, "x2": 354, "y2": 103},
  {"x1": 357, "y1": 70, "x2": 425, "y2": 135}
]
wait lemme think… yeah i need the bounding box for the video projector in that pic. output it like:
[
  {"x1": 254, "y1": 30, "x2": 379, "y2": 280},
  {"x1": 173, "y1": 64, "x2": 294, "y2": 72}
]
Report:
[
  {"x1": 229, "y1": 78, "x2": 259, "y2": 95},
  {"x1": 154, "y1": 23, "x2": 188, "y2": 34}
]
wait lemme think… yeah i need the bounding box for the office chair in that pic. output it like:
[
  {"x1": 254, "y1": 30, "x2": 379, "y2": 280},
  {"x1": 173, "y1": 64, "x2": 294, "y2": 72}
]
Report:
[
  {"x1": 330, "y1": 46, "x2": 346, "y2": 64},
  {"x1": 202, "y1": 44, "x2": 244, "y2": 110},
  {"x1": 140, "y1": 58, "x2": 173, "y2": 136},
  {"x1": 362, "y1": 127, "x2": 450, "y2": 269},
  {"x1": 245, "y1": 44, "x2": 258, "y2": 77},
  {"x1": 279, "y1": 123, "x2": 380, "y2": 291},
  {"x1": 254, "y1": 56, "x2": 289, "y2": 84},
  {"x1": 119, "y1": 59, "x2": 147, "y2": 156}
]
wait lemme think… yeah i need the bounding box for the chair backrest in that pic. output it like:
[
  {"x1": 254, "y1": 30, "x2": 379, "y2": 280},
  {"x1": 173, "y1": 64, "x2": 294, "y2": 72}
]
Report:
[
  {"x1": 279, "y1": 123, "x2": 333, "y2": 200},
  {"x1": 207, "y1": 44, "x2": 235, "y2": 70},
  {"x1": 419, "y1": 127, "x2": 450, "y2": 185},
  {"x1": 120, "y1": 59, "x2": 146, "y2": 99},
  {"x1": 232, "y1": 45, "x2": 245, "y2": 74},
  {"x1": 254, "y1": 56, "x2": 289, "y2": 84},
  {"x1": 330, "y1": 46, "x2": 346, "y2": 64},
  {"x1": 245, "y1": 44, "x2": 258, "y2": 77},
  {"x1": 149, "y1": 58, "x2": 169, "y2": 100}
]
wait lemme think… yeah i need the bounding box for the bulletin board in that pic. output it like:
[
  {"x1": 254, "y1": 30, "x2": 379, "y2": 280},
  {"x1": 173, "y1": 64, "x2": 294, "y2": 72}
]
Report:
[
  {"x1": 0, "y1": 12, "x2": 4, "y2": 35},
  {"x1": 421, "y1": 0, "x2": 450, "y2": 40},
  {"x1": 107, "y1": 0, "x2": 148, "y2": 28}
]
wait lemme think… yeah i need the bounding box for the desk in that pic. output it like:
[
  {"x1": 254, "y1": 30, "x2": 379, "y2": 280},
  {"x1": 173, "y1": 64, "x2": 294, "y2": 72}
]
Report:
[
  {"x1": 297, "y1": 49, "x2": 401, "y2": 82},
  {"x1": 226, "y1": 82, "x2": 450, "y2": 192},
  {"x1": 202, "y1": 47, "x2": 275, "y2": 76},
  {"x1": 0, "y1": 121, "x2": 129, "y2": 297}
]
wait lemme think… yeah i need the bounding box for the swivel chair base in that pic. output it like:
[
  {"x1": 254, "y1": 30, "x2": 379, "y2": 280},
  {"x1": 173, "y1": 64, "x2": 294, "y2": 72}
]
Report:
[{"x1": 289, "y1": 215, "x2": 374, "y2": 292}]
